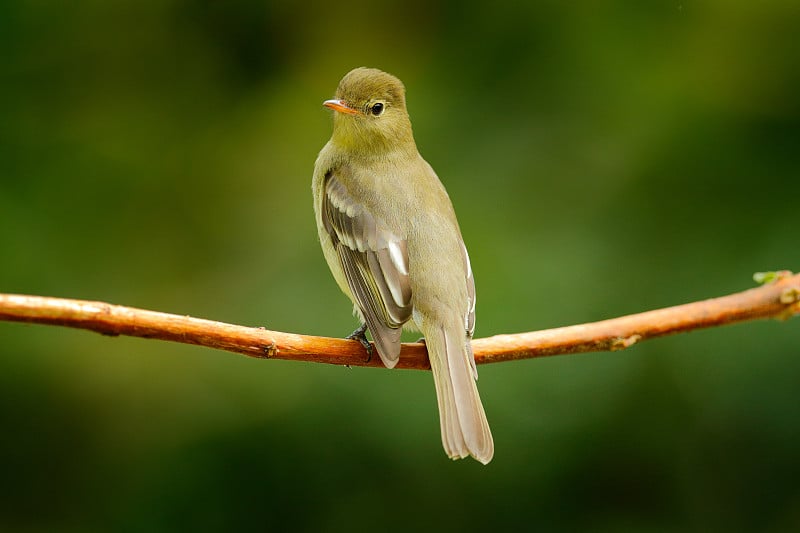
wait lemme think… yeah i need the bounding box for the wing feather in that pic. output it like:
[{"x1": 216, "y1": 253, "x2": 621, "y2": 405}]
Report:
[
  {"x1": 460, "y1": 241, "x2": 478, "y2": 380},
  {"x1": 322, "y1": 172, "x2": 413, "y2": 367}
]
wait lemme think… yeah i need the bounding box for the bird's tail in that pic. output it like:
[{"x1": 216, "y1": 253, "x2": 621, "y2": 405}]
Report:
[{"x1": 425, "y1": 319, "x2": 493, "y2": 464}]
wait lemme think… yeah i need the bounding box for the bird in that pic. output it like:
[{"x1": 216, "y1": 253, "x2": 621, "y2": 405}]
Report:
[{"x1": 312, "y1": 67, "x2": 493, "y2": 464}]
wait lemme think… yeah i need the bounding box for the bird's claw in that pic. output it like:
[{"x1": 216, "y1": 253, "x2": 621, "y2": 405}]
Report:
[{"x1": 347, "y1": 323, "x2": 373, "y2": 362}]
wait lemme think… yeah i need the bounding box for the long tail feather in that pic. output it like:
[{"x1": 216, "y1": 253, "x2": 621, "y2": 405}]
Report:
[{"x1": 425, "y1": 321, "x2": 493, "y2": 464}]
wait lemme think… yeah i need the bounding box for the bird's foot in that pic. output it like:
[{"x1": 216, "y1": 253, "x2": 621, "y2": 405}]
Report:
[{"x1": 347, "y1": 323, "x2": 373, "y2": 362}]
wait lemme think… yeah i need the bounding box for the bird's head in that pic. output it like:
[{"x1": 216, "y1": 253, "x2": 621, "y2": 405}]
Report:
[{"x1": 324, "y1": 67, "x2": 415, "y2": 155}]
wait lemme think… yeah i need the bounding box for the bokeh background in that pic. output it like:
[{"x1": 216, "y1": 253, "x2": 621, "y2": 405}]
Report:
[{"x1": 2, "y1": 1, "x2": 799, "y2": 531}]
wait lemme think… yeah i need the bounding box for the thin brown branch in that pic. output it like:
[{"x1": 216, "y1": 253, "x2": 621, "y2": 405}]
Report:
[{"x1": 1, "y1": 272, "x2": 798, "y2": 370}]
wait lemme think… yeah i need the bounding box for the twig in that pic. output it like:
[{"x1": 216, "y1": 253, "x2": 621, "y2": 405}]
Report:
[{"x1": 0, "y1": 272, "x2": 798, "y2": 370}]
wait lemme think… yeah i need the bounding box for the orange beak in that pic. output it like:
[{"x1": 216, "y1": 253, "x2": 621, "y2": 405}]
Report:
[{"x1": 323, "y1": 99, "x2": 359, "y2": 115}]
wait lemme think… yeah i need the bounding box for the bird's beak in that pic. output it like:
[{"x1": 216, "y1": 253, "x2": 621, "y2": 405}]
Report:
[{"x1": 323, "y1": 99, "x2": 359, "y2": 115}]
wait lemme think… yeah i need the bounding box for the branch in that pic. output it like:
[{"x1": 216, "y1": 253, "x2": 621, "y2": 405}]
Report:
[{"x1": 1, "y1": 272, "x2": 798, "y2": 370}]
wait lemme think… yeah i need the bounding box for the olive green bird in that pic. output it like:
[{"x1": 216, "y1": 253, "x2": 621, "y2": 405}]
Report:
[{"x1": 312, "y1": 67, "x2": 493, "y2": 464}]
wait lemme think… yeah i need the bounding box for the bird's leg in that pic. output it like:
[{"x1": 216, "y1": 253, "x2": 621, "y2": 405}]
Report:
[{"x1": 347, "y1": 323, "x2": 373, "y2": 362}]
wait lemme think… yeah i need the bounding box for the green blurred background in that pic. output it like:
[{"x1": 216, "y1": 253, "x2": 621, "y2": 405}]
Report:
[{"x1": 2, "y1": 0, "x2": 799, "y2": 531}]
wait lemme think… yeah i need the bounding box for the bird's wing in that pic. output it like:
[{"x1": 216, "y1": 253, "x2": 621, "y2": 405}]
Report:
[
  {"x1": 322, "y1": 172, "x2": 413, "y2": 367},
  {"x1": 460, "y1": 241, "x2": 478, "y2": 380}
]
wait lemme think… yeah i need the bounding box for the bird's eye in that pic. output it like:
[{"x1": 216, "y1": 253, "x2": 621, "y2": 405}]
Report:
[{"x1": 370, "y1": 102, "x2": 384, "y2": 116}]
